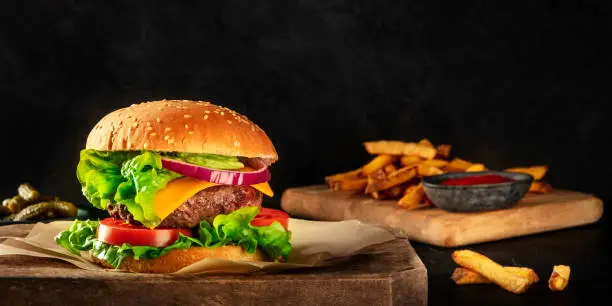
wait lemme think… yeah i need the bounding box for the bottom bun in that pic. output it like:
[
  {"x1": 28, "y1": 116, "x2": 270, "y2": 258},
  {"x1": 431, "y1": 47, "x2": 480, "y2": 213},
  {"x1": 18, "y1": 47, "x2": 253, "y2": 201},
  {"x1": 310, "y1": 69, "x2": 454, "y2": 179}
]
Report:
[{"x1": 90, "y1": 245, "x2": 265, "y2": 273}]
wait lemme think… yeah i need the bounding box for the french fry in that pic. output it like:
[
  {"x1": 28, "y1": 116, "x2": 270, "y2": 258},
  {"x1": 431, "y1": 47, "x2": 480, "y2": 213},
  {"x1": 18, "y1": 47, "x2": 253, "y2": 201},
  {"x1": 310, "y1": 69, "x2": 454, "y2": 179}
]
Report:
[
  {"x1": 445, "y1": 158, "x2": 473, "y2": 172},
  {"x1": 364, "y1": 140, "x2": 436, "y2": 159},
  {"x1": 529, "y1": 181, "x2": 553, "y2": 193},
  {"x1": 386, "y1": 186, "x2": 404, "y2": 198},
  {"x1": 417, "y1": 164, "x2": 444, "y2": 177},
  {"x1": 370, "y1": 191, "x2": 382, "y2": 200},
  {"x1": 505, "y1": 166, "x2": 548, "y2": 180},
  {"x1": 421, "y1": 159, "x2": 449, "y2": 169},
  {"x1": 328, "y1": 178, "x2": 368, "y2": 192},
  {"x1": 383, "y1": 164, "x2": 397, "y2": 174},
  {"x1": 466, "y1": 164, "x2": 486, "y2": 172},
  {"x1": 548, "y1": 265, "x2": 570, "y2": 291},
  {"x1": 325, "y1": 168, "x2": 362, "y2": 184},
  {"x1": 451, "y1": 267, "x2": 490, "y2": 284},
  {"x1": 365, "y1": 166, "x2": 417, "y2": 194},
  {"x1": 366, "y1": 168, "x2": 387, "y2": 185},
  {"x1": 451, "y1": 267, "x2": 539, "y2": 285},
  {"x1": 418, "y1": 138, "x2": 434, "y2": 149},
  {"x1": 369, "y1": 169, "x2": 406, "y2": 200},
  {"x1": 400, "y1": 155, "x2": 423, "y2": 167},
  {"x1": 326, "y1": 138, "x2": 554, "y2": 205},
  {"x1": 398, "y1": 183, "x2": 427, "y2": 209},
  {"x1": 435, "y1": 144, "x2": 452, "y2": 159},
  {"x1": 361, "y1": 154, "x2": 397, "y2": 176},
  {"x1": 451, "y1": 250, "x2": 531, "y2": 294},
  {"x1": 373, "y1": 186, "x2": 404, "y2": 200}
]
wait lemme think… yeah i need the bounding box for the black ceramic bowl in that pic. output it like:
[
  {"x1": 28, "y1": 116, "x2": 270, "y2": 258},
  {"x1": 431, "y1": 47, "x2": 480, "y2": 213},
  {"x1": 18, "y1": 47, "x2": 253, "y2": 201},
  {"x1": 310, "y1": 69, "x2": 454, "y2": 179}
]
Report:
[{"x1": 421, "y1": 171, "x2": 533, "y2": 212}]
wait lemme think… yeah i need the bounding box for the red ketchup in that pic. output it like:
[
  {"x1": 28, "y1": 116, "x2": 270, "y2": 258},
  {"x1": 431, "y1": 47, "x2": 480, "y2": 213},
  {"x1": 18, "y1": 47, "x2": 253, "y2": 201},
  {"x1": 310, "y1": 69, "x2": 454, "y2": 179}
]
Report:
[{"x1": 441, "y1": 174, "x2": 513, "y2": 186}]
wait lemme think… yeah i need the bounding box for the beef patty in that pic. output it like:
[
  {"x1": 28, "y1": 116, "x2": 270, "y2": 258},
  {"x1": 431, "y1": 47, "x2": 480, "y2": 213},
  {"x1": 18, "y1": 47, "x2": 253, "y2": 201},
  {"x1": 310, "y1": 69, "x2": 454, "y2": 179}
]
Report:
[{"x1": 106, "y1": 185, "x2": 262, "y2": 228}]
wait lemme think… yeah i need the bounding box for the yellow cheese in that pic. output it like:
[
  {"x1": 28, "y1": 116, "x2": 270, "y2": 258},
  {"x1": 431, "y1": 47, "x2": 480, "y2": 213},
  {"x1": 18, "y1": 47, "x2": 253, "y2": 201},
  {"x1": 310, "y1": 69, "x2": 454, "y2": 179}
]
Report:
[
  {"x1": 250, "y1": 182, "x2": 274, "y2": 197},
  {"x1": 153, "y1": 177, "x2": 274, "y2": 221}
]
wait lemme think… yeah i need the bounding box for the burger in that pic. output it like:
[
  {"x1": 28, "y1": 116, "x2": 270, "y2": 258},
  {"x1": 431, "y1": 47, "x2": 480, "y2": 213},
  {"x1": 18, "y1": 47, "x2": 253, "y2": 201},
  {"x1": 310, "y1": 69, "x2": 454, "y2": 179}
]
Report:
[{"x1": 55, "y1": 100, "x2": 292, "y2": 273}]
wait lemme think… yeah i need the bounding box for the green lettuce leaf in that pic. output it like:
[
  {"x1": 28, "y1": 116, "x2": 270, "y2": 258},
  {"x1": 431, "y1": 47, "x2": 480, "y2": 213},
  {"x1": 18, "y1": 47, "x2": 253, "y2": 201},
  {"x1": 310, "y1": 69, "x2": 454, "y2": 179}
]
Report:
[
  {"x1": 251, "y1": 221, "x2": 293, "y2": 261},
  {"x1": 76, "y1": 150, "x2": 136, "y2": 210},
  {"x1": 114, "y1": 151, "x2": 181, "y2": 227},
  {"x1": 54, "y1": 219, "x2": 99, "y2": 255},
  {"x1": 54, "y1": 206, "x2": 293, "y2": 269},
  {"x1": 205, "y1": 206, "x2": 292, "y2": 261},
  {"x1": 89, "y1": 234, "x2": 203, "y2": 268},
  {"x1": 76, "y1": 149, "x2": 244, "y2": 227}
]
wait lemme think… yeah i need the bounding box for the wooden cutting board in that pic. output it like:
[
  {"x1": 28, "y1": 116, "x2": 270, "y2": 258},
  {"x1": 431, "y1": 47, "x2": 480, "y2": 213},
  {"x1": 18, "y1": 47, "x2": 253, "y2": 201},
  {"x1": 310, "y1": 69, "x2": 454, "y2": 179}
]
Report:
[
  {"x1": 281, "y1": 185, "x2": 604, "y2": 248},
  {"x1": 0, "y1": 224, "x2": 427, "y2": 306}
]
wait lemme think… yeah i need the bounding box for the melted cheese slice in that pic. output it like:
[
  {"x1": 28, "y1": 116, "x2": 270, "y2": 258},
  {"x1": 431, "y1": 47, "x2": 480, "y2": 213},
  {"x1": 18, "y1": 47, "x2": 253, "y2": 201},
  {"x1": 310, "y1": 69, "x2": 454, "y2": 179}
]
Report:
[{"x1": 153, "y1": 177, "x2": 274, "y2": 221}]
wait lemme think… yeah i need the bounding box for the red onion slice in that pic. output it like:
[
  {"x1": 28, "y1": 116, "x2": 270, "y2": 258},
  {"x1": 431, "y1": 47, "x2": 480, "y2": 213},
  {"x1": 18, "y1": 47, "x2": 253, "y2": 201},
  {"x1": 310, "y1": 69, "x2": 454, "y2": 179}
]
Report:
[{"x1": 161, "y1": 158, "x2": 271, "y2": 186}]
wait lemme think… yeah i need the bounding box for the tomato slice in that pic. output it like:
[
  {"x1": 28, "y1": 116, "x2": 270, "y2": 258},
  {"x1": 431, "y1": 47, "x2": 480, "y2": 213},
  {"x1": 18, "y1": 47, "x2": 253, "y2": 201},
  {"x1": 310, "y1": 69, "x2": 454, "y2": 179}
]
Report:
[
  {"x1": 250, "y1": 207, "x2": 290, "y2": 231},
  {"x1": 97, "y1": 218, "x2": 193, "y2": 247}
]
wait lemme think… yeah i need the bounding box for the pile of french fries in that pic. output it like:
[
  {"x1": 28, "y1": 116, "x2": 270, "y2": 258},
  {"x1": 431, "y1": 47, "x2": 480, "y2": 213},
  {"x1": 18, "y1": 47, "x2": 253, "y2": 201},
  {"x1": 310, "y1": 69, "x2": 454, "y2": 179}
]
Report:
[
  {"x1": 450, "y1": 249, "x2": 570, "y2": 294},
  {"x1": 324, "y1": 139, "x2": 553, "y2": 210}
]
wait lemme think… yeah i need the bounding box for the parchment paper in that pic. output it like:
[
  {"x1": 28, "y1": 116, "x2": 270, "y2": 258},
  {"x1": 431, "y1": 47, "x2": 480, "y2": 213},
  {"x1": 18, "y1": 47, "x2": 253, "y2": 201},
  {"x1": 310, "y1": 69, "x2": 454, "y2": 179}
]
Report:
[{"x1": 0, "y1": 218, "x2": 396, "y2": 274}]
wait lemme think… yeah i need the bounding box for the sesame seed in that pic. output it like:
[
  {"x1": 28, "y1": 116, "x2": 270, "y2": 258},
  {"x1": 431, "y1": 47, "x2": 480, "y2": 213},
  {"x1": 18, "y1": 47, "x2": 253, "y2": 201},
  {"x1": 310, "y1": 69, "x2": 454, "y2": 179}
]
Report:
[
  {"x1": 149, "y1": 132, "x2": 157, "y2": 137},
  {"x1": 146, "y1": 122, "x2": 151, "y2": 126},
  {"x1": 203, "y1": 115, "x2": 208, "y2": 120},
  {"x1": 164, "y1": 135, "x2": 170, "y2": 140},
  {"x1": 227, "y1": 120, "x2": 232, "y2": 124},
  {"x1": 168, "y1": 138, "x2": 175, "y2": 144},
  {"x1": 184, "y1": 124, "x2": 189, "y2": 129},
  {"x1": 156, "y1": 117, "x2": 161, "y2": 123},
  {"x1": 220, "y1": 111, "x2": 225, "y2": 116},
  {"x1": 184, "y1": 114, "x2": 192, "y2": 118},
  {"x1": 165, "y1": 127, "x2": 172, "y2": 132},
  {"x1": 132, "y1": 122, "x2": 138, "y2": 128},
  {"x1": 251, "y1": 126, "x2": 255, "y2": 131},
  {"x1": 204, "y1": 110, "x2": 210, "y2": 114},
  {"x1": 188, "y1": 131, "x2": 194, "y2": 135},
  {"x1": 143, "y1": 143, "x2": 148, "y2": 149},
  {"x1": 147, "y1": 126, "x2": 153, "y2": 131},
  {"x1": 127, "y1": 141, "x2": 131, "y2": 148}
]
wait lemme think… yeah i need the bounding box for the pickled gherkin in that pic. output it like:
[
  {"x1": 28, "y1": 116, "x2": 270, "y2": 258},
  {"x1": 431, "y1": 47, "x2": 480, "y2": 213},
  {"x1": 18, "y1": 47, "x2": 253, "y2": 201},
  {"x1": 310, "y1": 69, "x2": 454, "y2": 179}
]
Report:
[
  {"x1": 18, "y1": 183, "x2": 40, "y2": 202},
  {"x1": 12, "y1": 201, "x2": 78, "y2": 221},
  {"x1": 1, "y1": 183, "x2": 78, "y2": 222},
  {"x1": 7, "y1": 195, "x2": 26, "y2": 213}
]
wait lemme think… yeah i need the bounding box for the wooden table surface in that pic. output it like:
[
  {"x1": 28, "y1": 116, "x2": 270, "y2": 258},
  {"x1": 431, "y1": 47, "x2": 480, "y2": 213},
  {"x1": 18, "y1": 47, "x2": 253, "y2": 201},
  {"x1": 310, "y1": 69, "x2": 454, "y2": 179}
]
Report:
[{"x1": 281, "y1": 185, "x2": 603, "y2": 247}]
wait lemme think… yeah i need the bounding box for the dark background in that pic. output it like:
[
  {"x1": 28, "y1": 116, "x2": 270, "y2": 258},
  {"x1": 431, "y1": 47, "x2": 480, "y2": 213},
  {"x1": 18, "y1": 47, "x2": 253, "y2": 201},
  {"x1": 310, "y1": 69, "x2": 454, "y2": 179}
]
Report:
[
  {"x1": 1, "y1": 1, "x2": 611, "y2": 305},
  {"x1": 1, "y1": 1, "x2": 611, "y2": 208}
]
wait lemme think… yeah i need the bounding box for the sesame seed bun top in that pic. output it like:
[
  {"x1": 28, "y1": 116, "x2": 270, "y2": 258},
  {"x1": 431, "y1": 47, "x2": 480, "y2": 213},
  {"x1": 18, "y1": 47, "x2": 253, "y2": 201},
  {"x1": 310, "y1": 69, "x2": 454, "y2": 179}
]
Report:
[{"x1": 85, "y1": 100, "x2": 278, "y2": 163}]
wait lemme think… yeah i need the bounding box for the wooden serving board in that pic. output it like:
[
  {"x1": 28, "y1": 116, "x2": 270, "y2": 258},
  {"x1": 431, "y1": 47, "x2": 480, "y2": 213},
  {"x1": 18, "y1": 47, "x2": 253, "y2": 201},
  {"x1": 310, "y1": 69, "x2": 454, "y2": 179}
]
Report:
[
  {"x1": 281, "y1": 185, "x2": 604, "y2": 248},
  {"x1": 0, "y1": 224, "x2": 427, "y2": 306}
]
